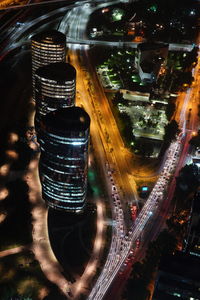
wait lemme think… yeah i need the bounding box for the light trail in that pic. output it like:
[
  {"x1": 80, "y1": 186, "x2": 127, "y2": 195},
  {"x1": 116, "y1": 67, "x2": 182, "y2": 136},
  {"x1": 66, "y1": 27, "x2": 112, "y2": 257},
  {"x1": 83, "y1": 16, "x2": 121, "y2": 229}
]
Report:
[
  {"x1": 87, "y1": 43, "x2": 200, "y2": 300},
  {"x1": 58, "y1": 2, "x2": 184, "y2": 298},
  {"x1": 0, "y1": 0, "x2": 88, "y2": 11},
  {"x1": 179, "y1": 88, "x2": 192, "y2": 135},
  {"x1": 0, "y1": 1, "x2": 198, "y2": 299},
  {"x1": 88, "y1": 139, "x2": 182, "y2": 299},
  {"x1": 65, "y1": 38, "x2": 194, "y2": 52}
]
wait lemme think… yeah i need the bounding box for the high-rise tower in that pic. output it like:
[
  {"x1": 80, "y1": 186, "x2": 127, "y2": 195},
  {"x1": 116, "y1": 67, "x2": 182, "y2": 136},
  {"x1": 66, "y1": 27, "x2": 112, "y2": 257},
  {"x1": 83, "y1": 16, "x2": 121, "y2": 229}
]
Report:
[
  {"x1": 38, "y1": 107, "x2": 90, "y2": 213},
  {"x1": 34, "y1": 62, "x2": 76, "y2": 130},
  {"x1": 31, "y1": 30, "x2": 66, "y2": 100}
]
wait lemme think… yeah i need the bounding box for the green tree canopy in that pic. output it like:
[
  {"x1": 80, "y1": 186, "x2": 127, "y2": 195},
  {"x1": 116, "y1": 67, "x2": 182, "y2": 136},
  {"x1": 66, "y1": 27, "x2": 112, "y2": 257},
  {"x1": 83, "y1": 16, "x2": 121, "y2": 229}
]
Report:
[{"x1": 164, "y1": 119, "x2": 179, "y2": 142}]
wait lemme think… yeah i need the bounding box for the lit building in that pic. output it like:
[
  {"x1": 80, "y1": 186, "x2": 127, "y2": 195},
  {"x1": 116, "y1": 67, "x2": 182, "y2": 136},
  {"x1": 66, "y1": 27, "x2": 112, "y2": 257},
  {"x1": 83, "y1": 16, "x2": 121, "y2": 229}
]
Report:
[
  {"x1": 153, "y1": 251, "x2": 200, "y2": 299},
  {"x1": 183, "y1": 189, "x2": 200, "y2": 257},
  {"x1": 38, "y1": 107, "x2": 90, "y2": 213},
  {"x1": 34, "y1": 62, "x2": 76, "y2": 129},
  {"x1": 31, "y1": 30, "x2": 66, "y2": 99},
  {"x1": 135, "y1": 42, "x2": 169, "y2": 83}
]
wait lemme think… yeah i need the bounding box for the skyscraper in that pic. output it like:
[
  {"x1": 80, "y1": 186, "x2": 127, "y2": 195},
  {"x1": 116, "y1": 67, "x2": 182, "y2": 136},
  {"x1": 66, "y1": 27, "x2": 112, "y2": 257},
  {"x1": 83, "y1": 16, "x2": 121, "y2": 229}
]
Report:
[
  {"x1": 31, "y1": 30, "x2": 66, "y2": 100},
  {"x1": 38, "y1": 107, "x2": 90, "y2": 213},
  {"x1": 34, "y1": 62, "x2": 76, "y2": 130}
]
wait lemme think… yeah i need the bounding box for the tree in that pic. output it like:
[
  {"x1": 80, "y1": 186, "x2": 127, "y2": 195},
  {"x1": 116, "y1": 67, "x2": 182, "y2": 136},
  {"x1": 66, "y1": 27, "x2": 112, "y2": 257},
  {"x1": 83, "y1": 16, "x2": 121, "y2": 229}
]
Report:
[
  {"x1": 119, "y1": 113, "x2": 134, "y2": 146},
  {"x1": 156, "y1": 229, "x2": 177, "y2": 254},
  {"x1": 164, "y1": 119, "x2": 179, "y2": 142},
  {"x1": 113, "y1": 91, "x2": 123, "y2": 105},
  {"x1": 183, "y1": 46, "x2": 198, "y2": 70},
  {"x1": 189, "y1": 130, "x2": 200, "y2": 147},
  {"x1": 177, "y1": 164, "x2": 199, "y2": 192},
  {"x1": 165, "y1": 101, "x2": 176, "y2": 121}
]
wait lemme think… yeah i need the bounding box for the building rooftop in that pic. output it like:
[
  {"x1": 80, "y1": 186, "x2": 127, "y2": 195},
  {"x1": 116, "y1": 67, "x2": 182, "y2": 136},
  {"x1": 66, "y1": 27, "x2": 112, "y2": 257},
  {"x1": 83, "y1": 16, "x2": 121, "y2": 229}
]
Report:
[
  {"x1": 42, "y1": 107, "x2": 90, "y2": 132},
  {"x1": 31, "y1": 30, "x2": 66, "y2": 44},
  {"x1": 36, "y1": 62, "x2": 76, "y2": 82},
  {"x1": 140, "y1": 60, "x2": 155, "y2": 73}
]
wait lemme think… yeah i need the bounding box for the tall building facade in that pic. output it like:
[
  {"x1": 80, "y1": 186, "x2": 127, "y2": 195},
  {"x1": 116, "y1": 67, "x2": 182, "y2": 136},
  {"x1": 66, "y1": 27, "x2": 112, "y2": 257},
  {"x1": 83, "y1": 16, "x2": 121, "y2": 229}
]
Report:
[
  {"x1": 31, "y1": 30, "x2": 66, "y2": 100},
  {"x1": 153, "y1": 252, "x2": 200, "y2": 299},
  {"x1": 34, "y1": 62, "x2": 76, "y2": 130},
  {"x1": 135, "y1": 42, "x2": 169, "y2": 83},
  {"x1": 38, "y1": 107, "x2": 90, "y2": 213}
]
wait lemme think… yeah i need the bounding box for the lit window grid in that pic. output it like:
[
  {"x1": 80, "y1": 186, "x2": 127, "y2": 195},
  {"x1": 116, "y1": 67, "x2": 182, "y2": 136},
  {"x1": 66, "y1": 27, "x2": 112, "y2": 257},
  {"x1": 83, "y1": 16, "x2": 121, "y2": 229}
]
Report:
[
  {"x1": 34, "y1": 76, "x2": 76, "y2": 128},
  {"x1": 42, "y1": 175, "x2": 87, "y2": 196},
  {"x1": 41, "y1": 159, "x2": 86, "y2": 175},
  {"x1": 31, "y1": 40, "x2": 66, "y2": 100},
  {"x1": 35, "y1": 78, "x2": 76, "y2": 98},
  {"x1": 39, "y1": 133, "x2": 88, "y2": 144},
  {"x1": 39, "y1": 127, "x2": 89, "y2": 212},
  {"x1": 39, "y1": 130, "x2": 89, "y2": 144},
  {"x1": 40, "y1": 160, "x2": 87, "y2": 192},
  {"x1": 46, "y1": 200, "x2": 86, "y2": 211},
  {"x1": 43, "y1": 183, "x2": 86, "y2": 201}
]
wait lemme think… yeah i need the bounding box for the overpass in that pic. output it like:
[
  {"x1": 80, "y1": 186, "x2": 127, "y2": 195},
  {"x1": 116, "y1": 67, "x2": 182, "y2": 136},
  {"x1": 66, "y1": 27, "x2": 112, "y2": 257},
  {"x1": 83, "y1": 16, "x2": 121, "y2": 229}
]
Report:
[
  {"x1": 0, "y1": 0, "x2": 90, "y2": 11},
  {"x1": 66, "y1": 37, "x2": 194, "y2": 52}
]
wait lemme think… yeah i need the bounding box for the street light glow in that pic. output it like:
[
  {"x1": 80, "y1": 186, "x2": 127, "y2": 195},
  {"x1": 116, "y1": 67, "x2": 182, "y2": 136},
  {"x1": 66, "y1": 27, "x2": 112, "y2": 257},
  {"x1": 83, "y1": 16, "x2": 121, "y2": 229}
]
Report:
[
  {"x1": 6, "y1": 150, "x2": 18, "y2": 160},
  {"x1": 8, "y1": 132, "x2": 19, "y2": 144},
  {"x1": 0, "y1": 164, "x2": 10, "y2": 176},
  {"x1": 0, "y1": 188, "x2": 9, "y2": 200},
  {"x1": 0, "y1": 212, "x2": 7, "y2": 223}
]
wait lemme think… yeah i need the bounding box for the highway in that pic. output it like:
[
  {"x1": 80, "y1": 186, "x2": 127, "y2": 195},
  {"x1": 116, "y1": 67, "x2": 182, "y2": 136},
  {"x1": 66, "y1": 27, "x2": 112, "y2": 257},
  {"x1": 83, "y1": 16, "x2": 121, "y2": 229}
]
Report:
[
  {"x1": 62, "y1": 0, "x2": 140, "y2": 205},
  {"x1": 0, "y1": 0, "x2": 199, "y2": 299},
  {"x1": 58, "y1": 2, "x2": 200, "y2": 299},
  {"x1": 0, "y1": 0, "x2": 87, "y2": 11},
  {"x1": 65, "y1": 38, "x2": 194, "y2": 52},
  {"x1": 64, "y1": 48, "x2": 112, "y2": 299},
  {"x1": 0, "y1": 0, "x2": 195, "y2": 61},
  {"x1": 0, "y1": 5, "x2": 71, "y2": 59},
  {"x1": 87, "y1": 46, "x2": 200, "y2": 299},
  {"x1": 0, "y1": 0, "x2": 104, "y2": 59},
  {"x1": 88, "y1": 138, "x2": 182, "y2": 300},
  {"x1": 57, "y1": 2, "x2": 139, "y2": 298}
]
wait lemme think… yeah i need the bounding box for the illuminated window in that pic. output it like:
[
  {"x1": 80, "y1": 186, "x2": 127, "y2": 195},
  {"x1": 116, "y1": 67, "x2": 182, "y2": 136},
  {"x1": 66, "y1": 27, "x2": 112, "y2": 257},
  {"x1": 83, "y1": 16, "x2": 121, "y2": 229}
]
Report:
[{"x1": 38, "y1": 107, "x2": 90, "y2": 213}]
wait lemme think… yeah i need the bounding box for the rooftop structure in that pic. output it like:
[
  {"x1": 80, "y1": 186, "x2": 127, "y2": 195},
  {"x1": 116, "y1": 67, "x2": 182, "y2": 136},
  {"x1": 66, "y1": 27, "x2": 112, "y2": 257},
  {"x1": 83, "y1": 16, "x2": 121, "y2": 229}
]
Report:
[{"x1": 135, "y1": 42, "x2": 169, "y2": 83}]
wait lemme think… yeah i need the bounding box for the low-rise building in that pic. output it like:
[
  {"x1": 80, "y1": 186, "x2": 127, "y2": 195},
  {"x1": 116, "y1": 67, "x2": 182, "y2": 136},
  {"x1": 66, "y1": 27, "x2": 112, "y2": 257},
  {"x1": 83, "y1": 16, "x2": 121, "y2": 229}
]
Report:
[
  {"x1": 153, "y1": 251, "x2": 200, "y2": 299},
  {"x1": 135, "y1": 42, "x2": 169, "y2": 83}
]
